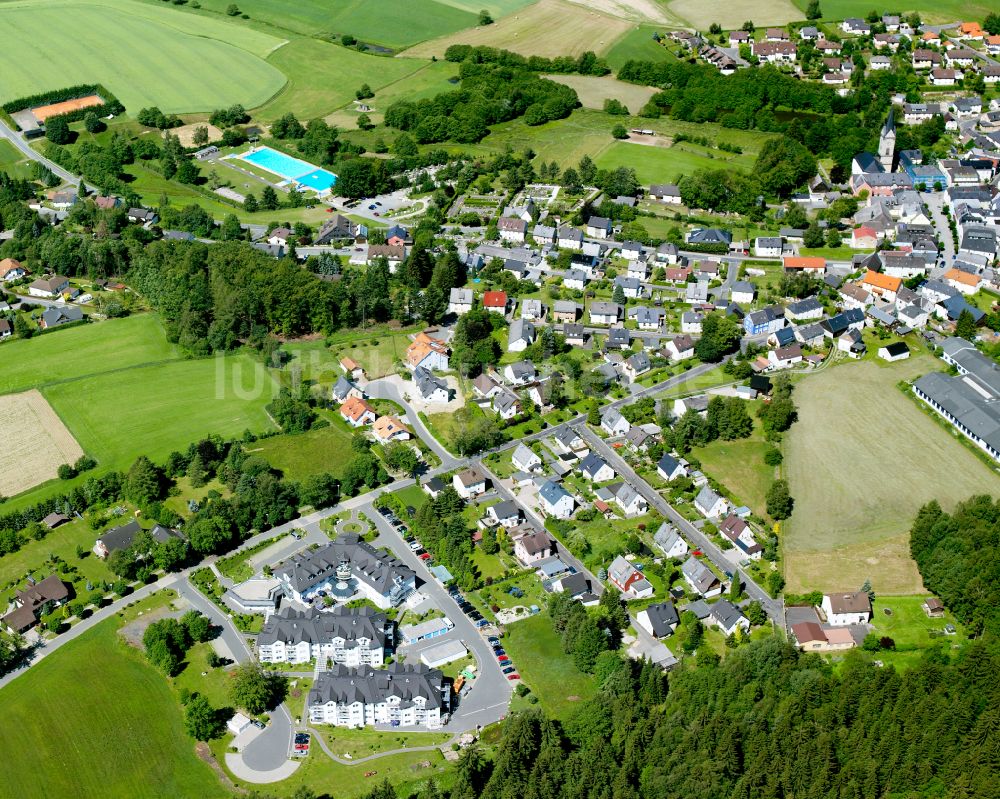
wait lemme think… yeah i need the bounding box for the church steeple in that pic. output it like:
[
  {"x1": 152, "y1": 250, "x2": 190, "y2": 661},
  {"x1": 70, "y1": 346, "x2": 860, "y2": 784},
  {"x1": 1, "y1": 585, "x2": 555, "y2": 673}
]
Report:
[{"x1": 878, "y1": 108, "x2": 895, "y2": 171}]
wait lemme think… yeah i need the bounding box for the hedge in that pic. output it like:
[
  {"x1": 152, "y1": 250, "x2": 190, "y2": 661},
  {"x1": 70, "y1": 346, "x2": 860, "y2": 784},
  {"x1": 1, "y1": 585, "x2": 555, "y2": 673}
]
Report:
[{"x1": 3, "y1": 84, "x2": 125, "y2": 128}]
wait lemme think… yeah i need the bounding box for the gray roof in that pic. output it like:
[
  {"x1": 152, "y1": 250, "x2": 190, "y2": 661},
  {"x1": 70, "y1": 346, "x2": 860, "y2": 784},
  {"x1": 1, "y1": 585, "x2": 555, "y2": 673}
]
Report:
[
  {"x1": 333, "y1": 376, "x2": 358, "y2": 400},
  {"x1": 40, "y1": 306, "x2": 83, "y2": 327},
  {"x1": 490, "y1": 500, "x2": 520, "y2": 520},
  {"x1": 308, "y1": 662, "x2": 447, "y2": 711},
  {"x1": 449, "y1": 287, "x2": 473, "y2": 304},
  {"x1": 709, "y1": 599, "x2": 745, "y2": 630},
  {"x1": 695, "y1": 485, "x2": 723, "y2": 514},
  {"x1": 414, "y1": 366, "x2": 448, "y2": 398},
  {"x1": 626, "y1": 351, "x2": 651, "y2": 372},
  {"x1": 580, "y1": 452, "x2": 612, "y2": 480},
  {"x1": 731, "y1": 280, "x2": 755, "y2": 295},
  {"x1": 512, "y1": 443, "x2": 540, "y2": 466},
  {"x1": 539, "y1": 480, "x2": 571, "y2": 507},
  {"x1": 509, "y1": 318, "x2": 536, "y2": 344},
  {"x1": 787, "y1": 297, "x2": 822, "y2": 315},
  {"x1": 682, "y1": 556, "x2": 720, "y2": 594},
  {"x1": 564, "y1": 268, "x2": 589, "y2": 284},
  {"x1": 642, "y1": 601, "x2": 679, "y2": 637},
  {"x1": 916, "y1": 371, "x2": 1000, "y2": 455},
  {"x1": 657, "y1": 453, "x2": 682, "y2": 477},
  {"x1": 654, "y1": 523, "x2": 685, "y2": 554},
  {"x1": 507, "y1": 360, "x2": 536, "y2": 379},
  {"x1": 494, "y1": 390, "x2": 521, "y2": 414},
  {"x1": 276, "y1": 534, "x2": 415, "y2": 597},
  {"x1": 607, "y1": 327, "x2": 631, "y2": 346},
  {"x1": 258, "y1": 605, "x2": 390, "y2": 649},
  {"x1": 590, "y1": 301, "x2": 621, "y2": 318}
]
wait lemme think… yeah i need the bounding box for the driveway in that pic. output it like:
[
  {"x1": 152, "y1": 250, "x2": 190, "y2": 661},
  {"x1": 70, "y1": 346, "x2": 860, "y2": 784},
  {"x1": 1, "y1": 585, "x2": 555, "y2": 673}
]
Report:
[{"x1": 364, "y1": 377, "x2": 459, "y2": 466}]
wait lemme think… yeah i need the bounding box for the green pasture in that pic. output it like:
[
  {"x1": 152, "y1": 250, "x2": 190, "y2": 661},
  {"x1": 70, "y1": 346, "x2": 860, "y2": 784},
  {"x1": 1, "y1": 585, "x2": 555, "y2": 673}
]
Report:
[
  {"x1": 790, "y1": 0, "x2": 993, "y2": 24},
  {"x1": 250, "y1": 416, "x2": 357, "y2": 481},
  {"x1": 604, "y1": 25, "x2": 678, "y2": 70}
]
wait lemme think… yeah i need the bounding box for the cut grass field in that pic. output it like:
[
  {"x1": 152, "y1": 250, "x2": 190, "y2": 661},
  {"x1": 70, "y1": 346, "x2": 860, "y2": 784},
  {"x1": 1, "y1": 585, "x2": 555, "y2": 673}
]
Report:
[
  {"x1": 544, "y1": 75, "x2": 656, "y2": 113},
  {"x1": 0, "y1": 139, "x2": 33, "y2": 179},
  {"x1": 790, "y1": 0, "x2": 993, "y2": 25},
  {"x1": 783, "y1": 351, "x2": 1000, "y2": 596},
  {"x1": 0, "y1": 612, "x2": 229, "y2": 799},
  {"x1": 0, "y1": 390, "x2": 84, "y2": 497},
  {"x1": 0, "y1": 315, "x2": 178, "y2": 395},
  {"x1": 42, "y1": 354, "x2": 278, "y2": 472},
  {"x1": 326, "y1": 61, "x2": 461, "y2": 127},
  {"x1": 596, "y1": 139, "x2": 754, "y2": 185},
  {"x1": 249, "y1": 416, "x2": 356, "y2": 481},
  {"x1": 501, "y1": 613, "x2": 596, "y2": 718},
  {"x1": 868, "y1": 595, "x2": 966, "y2": 670},
  {"x1": 604, "y1": 25, "x2": 679, "y2": 70},
  {"x1": 404, "y1": 0, "x2": 633, "y2": 59},
  {"x1": 0, "y1": 0, "x2": 286, "y2": 113},
  {"x1": 667, "y1": 0, "x2": 803, "y2": 28}
]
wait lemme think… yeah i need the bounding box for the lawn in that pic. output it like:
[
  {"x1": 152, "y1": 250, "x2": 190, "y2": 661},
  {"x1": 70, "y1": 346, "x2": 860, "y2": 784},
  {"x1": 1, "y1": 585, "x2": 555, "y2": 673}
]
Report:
[
  {"x1": 0, "y1": 611, "x2": 229, "y2": 799},
  {"x1": 193, "y1": 0, "x2": 478, "y2": 48},
  {"x1": 691, "y1": 407, "x2": 774, "y2": 519},
  {"x1": 404, "y1": 0, "x2": 633, "y2": 59},
  {"x1": 0, "y1": 315, "x2": 179, "y2": 396},
  {"x1": 595, "y1": 140, "x2": 755, "y2": 185},
  {"x1": 42, "y1": 353, "x2": 278, "y2": 472},
  {"x1": 0, "y1": 0, "x2": 286, "y2": 113},
  {"x1": 250, "y1": 416, "x2": 356, "y2": 481},
  {"x1": 544, "y1": 75, "x2": 656, "y2": 113},
  {"x1": 867, "y1": 595, "x2": 967, "y2": 670},
  {"x1": 783, "y1": 353, "x2": 1000, "y2": 596},
  {"x1": 257, "y1": 38, "x2": 429, "y2": 120},
  {"x1": 790, "y1": 0, "x2": 993, "y2": 24},
  {"x1": 604, "y1": 25, "x2": 678, "y2": 71},
  {"x1": 315, "y1": 728, "x2": 452, "y2": 760},
  {"x1": 667, "y1": 0, "x2": 803, "y2": 28},
  {"x1": 331, "y1": 331, "x2": 415, "y2": 378},
  {"x1": 326, "y1": 60, "x2": 461, "y2": 127},
  {"x1": 0, "y1": 139, "x2": 32, "y2": 179},
  {"x1": 501, "y1": 613, "x2": 596, "y2": 719}
]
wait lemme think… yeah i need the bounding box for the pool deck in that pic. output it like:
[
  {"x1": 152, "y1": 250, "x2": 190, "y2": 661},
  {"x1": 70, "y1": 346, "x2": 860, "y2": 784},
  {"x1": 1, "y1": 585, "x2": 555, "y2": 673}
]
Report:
[{"x1": 232, "y1": 146, "x2": 336, "y2": 194}]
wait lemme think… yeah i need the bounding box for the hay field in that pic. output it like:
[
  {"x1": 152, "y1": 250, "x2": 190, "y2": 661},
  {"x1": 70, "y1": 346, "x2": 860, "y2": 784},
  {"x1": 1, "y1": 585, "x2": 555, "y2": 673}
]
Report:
[
  {"x1": 0, "y1": 0, "x2": 286, "y2": 113},
  {"x1": 544, "y1": 75, "x2": 656, "y2": 112},
  {"x1": 783, "y1": 354, "x2": 1000, "y2": 596},
  {"x1": 667, "y1": 0, "x2": 803, "y2": 29},
  {"x1": 0, "y1": 391, "x2": 84, "y2": 497},
  {"x1": 403, "y1": 0, "x2": 633, "y2": 59}
]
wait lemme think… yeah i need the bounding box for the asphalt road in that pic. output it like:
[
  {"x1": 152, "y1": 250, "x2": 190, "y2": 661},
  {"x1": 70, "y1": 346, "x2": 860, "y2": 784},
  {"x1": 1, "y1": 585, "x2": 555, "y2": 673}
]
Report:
[{"x1": 0, "y1": 118, "x2": 89, "y2": 188}]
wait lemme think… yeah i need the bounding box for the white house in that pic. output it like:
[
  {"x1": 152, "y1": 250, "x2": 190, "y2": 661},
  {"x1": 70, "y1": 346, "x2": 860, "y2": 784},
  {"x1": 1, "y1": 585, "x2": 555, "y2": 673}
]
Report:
[
  {"x1": 878, "y1": 342, "x2": 910, "y2": 362},
  {"x1": 656, "y1": 454, "x2": 687, "y2": 482},
  {"x1": 681, "y1": 311, "x2": 703, "y2": 334},
  {"x1": 821, "y1": 592, "x2": 873, "y2": 626},
  {"x1": 707, "y1": 600, "x2": 751, "y2": 636},
  {"x1": 681, "y1": 555, "x2": 722, "y2": 598},
  {"x1": 665, "y1": 335, "x2": 695, "y2": 361},
  {"x1": 507, "y1": 318, "x2": 536, "y2": 352},
  {"x1": 498, "y1": 217, "x2": 528, "y2": 243},
  {"x1": 600, "y1": 408, "x2": 631, "y2": 436},
  {"x1": 579, "y1": 452, "x2": 616, "y2": 483},
  {"x1": 492, "y1": 390, "x2": 523, "y2": 420},
  {"x1": 406, "y1": 332, "x2": 450, "y2": 372},
  {"x1": 448, "y1": 288, "x2": 474, "y2": 315},
  {"x1": 512, "y1": 443, "x2": 542, "y2": 473},
  {"x1": 636, "y1": 601, "x2": 679, "y2": 638},
  {"x1": 754, "y1": 237, "x2": 783, "y2": 258},
  {"x1": 558, "y1": 227, "x2": 583, "y2": 250},
  {"x1": 694, "y1": 485, "x2": 728, "y2": 519},
  {"x1": 653, "y1": 523, "x2": 689, "y2": 558},
  {"x1": 503, "y1": 360, "x2": 536, "y2": 385},
  {"x1": 586, "y1": 216, "x2": 611, "y2": 238},
  {"x1": 414, "y1": 367, "x2": 450, "y2": 403},
  {"x1": 513, "y1": 530, "x2": 553, "y2": 565},
  {"x1": 452, "y1": 467, "x2": 488, "y2": 499},
  {"x1": 486, "y1": 500, "x2": 521, "y2": 529},
  {"x1": 611, "y1": 483, "x2": 648, "y2": 517},
  {"x1": 563, "y1": 268, "x2": 588, "y2": 291},
  {"x1": 730, "y1": 281, "x2": 755, "y2": 305},
  {"x1": 589, "y1": 302, "x2": 621, "y2": 325},
  {"x1": 538, "y1": 480, "x2": 575, "y2": 519},
  {"x1": 340, "y1": 396, "x2": 378, "y2": 427},
  {"x1": 27, "y1": 275, "x2": 69, "y2": 298}
]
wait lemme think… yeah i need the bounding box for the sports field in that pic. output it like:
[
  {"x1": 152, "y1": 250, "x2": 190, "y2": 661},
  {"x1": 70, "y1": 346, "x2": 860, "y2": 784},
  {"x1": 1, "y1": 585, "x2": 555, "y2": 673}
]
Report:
[
  {"x1": 0, "y1": 390, "x2": 84, "y2": 497},
  {"x1": 544, "y1": 75, "x2": 656, "y2": 113},
  {"x1": 667, "y1": 0, "x2": 803, "y2": 28},
  {"x1": 42, "y1": 354, "x2": 278, "y2": 471},
  {"x1": 783, "y1": 352, "x2": 1000, "y2": 596},
  {"x1": 404, "y1": 0, "x2": 633, "y2": 59},
  {"x1": 0, "y1": 613, "x2": 228, "y2": 799},
  {"x1": 0, "y1": 0, "x2": 286, "y2": 112}
]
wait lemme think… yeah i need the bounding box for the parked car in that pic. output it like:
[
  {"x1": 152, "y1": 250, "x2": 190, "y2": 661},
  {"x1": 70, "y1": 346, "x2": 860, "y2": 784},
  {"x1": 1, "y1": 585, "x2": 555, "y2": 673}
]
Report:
[
  {"x1": 498, "y1": 655, "x2": 510, "y2": 663},
  {"x1": 502, "y1": 666, "x2": 515, "y2": 674},
  {"x1": 251, "y1": 720, "x2": 265, "y2": 729},
  {"x1": 419, "y1": 552, "x2": 432, "y2": 561},
  {"x1": 506, "y1": 673, "x2": 520, "y2": 680},
  {"x1": 475, "y1": 619, "x2": 489, "y2": 628},
  {"x1": 409, "y1": 540, "x2": 422, "y2": 551}
]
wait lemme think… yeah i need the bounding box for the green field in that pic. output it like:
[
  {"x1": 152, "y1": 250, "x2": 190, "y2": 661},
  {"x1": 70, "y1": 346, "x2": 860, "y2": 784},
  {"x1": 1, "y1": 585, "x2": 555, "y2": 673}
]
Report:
[
  {"x1": 604, "y1": 25, "x2": 678, "y2": 71},
  {"x1": 501, "y1": 613, "x2": 596, "y2": 718},
  {"x1": 668, "y1": 0, "x2": 802, "y2": 28},
  {"x1": 544, "y1": 74, "x2": 656, "y2": 113},
  {"x1": 42, "y1": 354, "x2": 277, "y2": 472},
  {"x1": 0, "y1": 611, "x2": 228, "y2": 799},
  {"x1": 250, "y1": 417, "x2": 356, "y2": 481},
  {"x1": 193, "y1": 0, "x2": 479, "y2": 48},
  {"x1": 0, "y1": 0, "x2": 286, "y2": 112},
  {"x1": 0, "y1": 139, "x2": 32, "y2": 179},
  {"x1": 790, "y1": 0, "x2": 993, "y2": 24},
  {"x1": 868, "y1": 595, "x2": 966, "y2": 670},
  {"x1": 783, "y1": 352, "x2": 1000, "y2": 596},
  {"x1": 326, "y1": 60, "x2": 461, "y2": 126},
  {"x1": 0, "y1": 315, "x2": 179, "y2": 395},
  {"x1": 596, "y1": 140, "x2": 755, "y2": 185}
]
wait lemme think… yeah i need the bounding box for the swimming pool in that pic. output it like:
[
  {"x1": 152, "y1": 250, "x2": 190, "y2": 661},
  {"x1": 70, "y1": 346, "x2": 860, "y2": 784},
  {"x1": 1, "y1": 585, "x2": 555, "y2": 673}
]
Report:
[{"x1": 239, "y1": 146, "x2": 337, "y2": 192}]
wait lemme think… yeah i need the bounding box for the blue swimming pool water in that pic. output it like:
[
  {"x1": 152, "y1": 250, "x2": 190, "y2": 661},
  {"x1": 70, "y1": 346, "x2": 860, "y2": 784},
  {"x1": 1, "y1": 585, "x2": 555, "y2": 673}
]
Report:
[{"x1": 240, "y1": 147, "x2": 337, "y2": 191}]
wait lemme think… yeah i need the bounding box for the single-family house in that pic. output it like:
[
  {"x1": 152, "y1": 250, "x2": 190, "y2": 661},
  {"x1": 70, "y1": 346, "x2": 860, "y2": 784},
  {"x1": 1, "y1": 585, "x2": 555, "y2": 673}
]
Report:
[
  {"x1": 754, "y1": 237, "x2": 783, "y2": 258},
  {"x1": 485, "y1": 500, "x2": 521, "y2": 529},
  {"x1": 611, "y1": 482, "x2": 647, "y2": 517},
  {"x1": 0, "y1": 258, "x2": 27, "y2": 283},
  {"x1": 406, "y1": 331, "x2": 450, "y2": 371},
  {"x1": 332, "y1": 376, "x2": 364, "y2": 403},
  {"x1": 783, "y1": 256, "x2": 826, "y2": 275},
  {"x1": 636, "y1": 601, "x2": 679, "y2": 638},
  {"x1": 563, "y1": 268, "x2": 589, "y2": 291},
  {"x1": 654, "y1": 523, "x2": 689, "y2": 558},
  {"x1": 608, "y1": 555, "x2": 654, "y2": 599},
  {"x1": 538, "y1": 480, "x2": 575, "y2": 519},
  {"x1": 39, "y1": 306, "x2": 83, "y2": 329},
  {"x1": 513, "y1": 530, "x2": 554, "y2": 565},
  {"x1": 512, "y1": 443, "x2": 542, "y2": 473},
  {"x1": 532, "y1": 224, "x2": 557, "y2": 246},
  {"x1": 665, "y1": 334, "x2": 695, "y2": 361},
  {"x1": 340, "y1": 357, "x2": 365, "y2": 381},
  {"x1": 579, "y1": 452, "x2": 616, "y2": 483},
  {"x1": 453, "y1": 467, "x2": 488, "y2": 499},
  {"x1": 590, "y1": 301, "x2": 621, "y2": 325},
  {"x1": 731, "y1": 281, "x2": 755, "y2": 305},
  {"x1": 708, "y1": 600, "x2": 750, "y2": 636},
  {"x1": 613, "y1": 275, "x2": 643, "y2": 299},
  {"x1": 558, "y1": 227, "x2": 584, "y2": 250},
  {"x1": 862, "y1": 270, "x2": 902, "y2": 302},
  {"x1": 878, "y1": 341, "x2": 910, "y2": 362},
  {"x1": 719, "y1": 514, "x2": 763, "y2": 559},
  {"x1": 413, "y1": 367, "x2": 449, "y2": 403},
  {"x1": 498, "y1": 217, "x2": 528, "y2": 243},
  {"x1": 623, "y1": 350, "x2": 651, "y2": 380},
  {"x1": 507, "y1": 318, "x2": 536, "y2": 353},
  {"x1": 943, "y1": 267, "x2": 981, "y2": 295},
  {"x1": 649, "y1": 184, "x2": 682, "y2": 204},
  {"x1": 682, "y1": 556, "x2": 722, "y2": 598},
  {"x1": 601, "y1": 407, "x2": 631, "y2": 436},
  {"x1": 657, "y1": 453, "x2": 687, "y2": 482},
  {"x1": 483, "y1": 291, "x2": 509, "y2": 314},
  {"x1": 340, "y1": 396, "x2": 377, "y2": 427},
  {"x1": 28, "y1": 275, "x2": 70, "y2": 298},
  {"x1": 492, "y1": 389, "x2": 523, "y2": 420},
  {"x1": 785, "y1": 297, "x2": 824, "y2": 322},
  {"x1": 586, "y1": 216, "x2": 611, "y2": 238},
  {"x1": 504, "y1": 360, "x2": 536, "y2": 385},
  {"x1": 681, "y1": 311, "x2": 703, "y2": 334},
  {"x1": 769, "y1": 344, "x2": 803, "y2": 370},
  {"x1": 448, "y1": 288, "x2": 474, "y2": 315},
  {"x1": 744, "y1": 305, "x2": 786, "y2": 336},
  {"x1": 372, "y1": 416, "x2": 411, "y2": 443},
  {"x1": 1, "y1": 574, "x2": 69, "y2": 633},
  {"x1": 694, "y1": 485, "x2": 728, "y2": 519},
  {"x1": 821, "y1": 591, "x2": 872, "y2": 625}
]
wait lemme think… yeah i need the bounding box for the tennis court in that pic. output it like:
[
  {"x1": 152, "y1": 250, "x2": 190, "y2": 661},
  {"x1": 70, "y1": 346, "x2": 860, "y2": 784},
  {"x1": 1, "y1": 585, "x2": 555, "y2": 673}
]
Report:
[{"x1": 237, "y1": 146, "x2": 337, "y2": 193}]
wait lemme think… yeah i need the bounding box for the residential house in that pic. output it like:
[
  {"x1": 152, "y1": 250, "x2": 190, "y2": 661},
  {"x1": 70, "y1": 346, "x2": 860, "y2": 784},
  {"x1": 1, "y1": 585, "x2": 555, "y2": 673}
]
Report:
[
  {"x1": 448, "y1": 288, "x2": 474, "y2": 315},
  {"x1": 538, "y1": 480, "x2": 575, "y2": 519},
  {"x1": 686, "y1": 228, "x2": 732, "y2": 247},
  {"x1": 28, "y1": 275, "x2": 70, "y2": 298},
  {"x1": 654, "y1": 523, "x2": 689, "y2": 558},
  {"x1": 486, "y1": 500, "x2": 521, "y2": 529},
  {"x1": 769, "y1": 344, "x2": 803, "y2": 370},
  {"x1": 1, "y1": 575, "x2": 69, "y2": 633},
  {"x1": 340, "y1": 357, "x2": 365, "y2": 381},
  {"x1": 579, "y1": 452, "x2": 616, "y2": 483},
  {"x1": 719, "y1": 515, "x2": 763, "y2": 560},
  {"x1": 414, "y1": 367, "x2": 450, "y2": 402},
  {"x1": 673, "y1": 394, "x2": 709, "y2": 417},
  {"x1": 372, "y1": 416, "x2": 411, "y2": 443},
  {"x1": 657, "y1": 454, "x2": 687, "y2": 482},
  {"x1": 315, "y1": 214, "x2": 363, "y2": 244},
  {"x1": 520, "y1": 299, "x2": 545, "y2": 321},
  {"x1": 513, "y1": 530, "x2": 554, "y2": 565},
  {"x1": 492, "y1": 389, "x2": 523, "y2": 420},
  {"x1": 507, "y1": 318, "x2": 536, "y2": 353},
  {"x1": 39, "y1": 306, "x2": 83, "y2": 329},
  {"x1": 601, "y1": 407, "x2": 631, "y2": 436},
  {"x1": 623, "y1": 351, "x2": 651, "y2": 381},
  {"x1": 636, "y1": 601, "x2": 679, "y2": 638},
  {"x1": 708, "y1": 600, "x2": 750, "y2": 636},
  {"x1": 731, "y1": 281, "x2": 755, "y2": 305},
  {"x1": 694, "y1": 485, "x2": 728, "y2": 519},
  {"x1": 649, "y1": 183, "x2": 682, "y2": 204},
  {"x1": 498, "y1": 217, "x2": 528, "y2": 243},
  {"x1": 0, "y1": 319, "x2": 10, "y2": 340},
  {"x1": 93, "y1": 521, "x2": 183, "y2": 559},
  {"x1": 841, "y1": 17, "x2": 870, "y2": 34},
  {"x1": 754, "y1": 237, "x2": 783, "y2": 257},
  {"x1": 367, "y1": 244, "x2": 406, "y2": 271},
  {"x1": 821, "y1": 592, "x2": 873, "y2": 625},
  {"x1": 608, "y1": 555, "x2": 654, "y2": 599},
  {"x1": 557, "y1": 227, "x2": 584, "y2": 250},
  {"x1": 665, "y1": 334, "x2": 695, "y2": 361},
  {"x1": 821, "y1": 308, "x2": 866, "y2": 337},
  {"x1": 483, "y1": 291, "x2": 509, "y2": 314},
  {"x1": 452, "y1": 467, "x2": 488, "y2": 499},
  {"x1": 791, "y1": 621, "x2": 856, "y2": 652},
  {"x1": 753, "y1": 41, "x2": 797, "y2": 63},
  {"x1": 332, "y1": 376, "x2": 364, "y2": 403},
  {"x1": 563, "y1": 268, "x2": 589, "y2": 291},
  {"x1": 512, "y1": 443, "x2": 542, "y2": 473},
  {"x1": 944, "y1": 267, "x2": 981, "y2": 295},
  {"x1": 840, "y1": 282, "x2": 872, "y2": 310},
  {"x1": 744, "y1": 305, "x2": 786, "y2": 336},
  {"x1": 605, "y1": 327, "x2": 631, "y2": 351},
  {"x1": 782, "y1": 256, "x2": 826, "y2": 275},
  {"x1": 681, "y1": 311, "x2": 703, "y2": 334},
  {"x1": 862, "y1": 270, "x2": 901, "y2": 302},
  {"x1": 385, "y1": 225, "x2": 409, "y2": 246},
  {"x1": 878, "y1": 342, "x2": 910, "y2": 362},
  {"x1": 503, "y1": 360, "x2": 536, "y2": 385},
  {"x1": 586, "y1": 216, "x2": 611, "y2": 238},
  {"x1": 682, "y1": 556, "x2": 722, "y2": 597},
  {"x1": 0, "y1": 258, "x2": 27, "y2": 283},
  {"x1": 785, "y1": 297, "x2": 823, "y2": 322},
  {"x1": 406, "y1": 332, "x2": 450, "y2": 371},
  {"x1": 656, "y1": 243, "x2": 681, "y2": 264},
  {"x1": 590, "y1": 301, "x2": 621, "y2": 325},
  {"x1": 930, "y1": 68, "x2": 959, "y2": 86},
  {"x1": 531, "y1": 224, "x2": 557, "y2": 246},
  {"x1": 340, "y1": 396, "x2": 377, "y2": 427},
  {"x1": 613, "y1": 275, "x2": 643, "y2": 299},
  {"x1": 472, "y1": 373, "x2": 501, "y2": 399},
  {"x1": 610, "y1": 482, "x2": 648, "y2": 517},
  {"x1": 563, "y1": 323, "x2": 586, "y2": 346}
]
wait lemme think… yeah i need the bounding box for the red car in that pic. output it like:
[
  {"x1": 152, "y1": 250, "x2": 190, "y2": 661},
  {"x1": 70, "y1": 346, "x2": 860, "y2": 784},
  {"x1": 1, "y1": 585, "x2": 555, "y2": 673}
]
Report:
[
  {"x1": 506, "y1": 673, "x2": 520, "y2": 680},
  {"x1": 419, "y1": 552, "x2": 432, "y2": 561},
  {"x1": 497, "y1": 655, "x2": 510, "y2": 663}
]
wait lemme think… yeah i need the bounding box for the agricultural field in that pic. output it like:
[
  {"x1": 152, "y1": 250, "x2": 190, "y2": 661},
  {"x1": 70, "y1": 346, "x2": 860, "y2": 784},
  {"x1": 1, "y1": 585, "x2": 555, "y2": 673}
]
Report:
[
  {"x1": 604, "y1": 25, "x2": 678, "y2": 70},
  {"x1": 0, "y1": 139, "x2": 33, "y2": 179},
  {"x1": 790, "y1": 0, "x2": 992, "y2": 24},
  {"x1": 0, "y1": 610, "x2": 229, "y2": 799},
  {"x1": 404, "y1": 0, "x2": 633, "y2": 59},
  {"x1": 0, "y1": 315, "x2": 179, "y2": 395},
  {"x1": 42, "y1": 354, "x2": 278, "y2": 472},
  {"x1": 0, "y1": 390, "x2": 84, "y2": 497},
  {"x1": 0, "y1": 0, "x2": 286, "y2": 112},
  {"x1": 543, "y1": 75, "x2": 656, "y2": 112},
  {"x1": 595, "y1": 140, "x2": 754, "y2": 185},
  {"x1": 192, "y1": 0, "x2": 480, "y2": 49},
  {"x1": 666, "y1": 0, "x2": 803, "y2": 29},
  {"x1": 782, "y1": 352, "x2": 1000, "y2": 596},
  {"x1": 326, "y1": 60, "x2": 461, "y2": 127}
]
